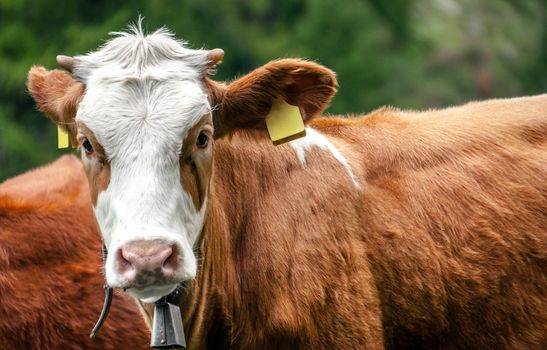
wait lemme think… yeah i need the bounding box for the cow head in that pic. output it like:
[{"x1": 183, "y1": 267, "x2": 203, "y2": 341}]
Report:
[{"x1": 27, "y1": 24, "x2": 336, "y2": 302}]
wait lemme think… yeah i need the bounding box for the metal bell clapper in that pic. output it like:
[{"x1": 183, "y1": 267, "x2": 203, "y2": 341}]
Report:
[{"x1": 151, "y1": 297, "x2": 186, "y2": 349}]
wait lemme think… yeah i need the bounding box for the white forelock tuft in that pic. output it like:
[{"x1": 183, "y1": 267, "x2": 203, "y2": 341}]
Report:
[{"x1": 73, "y1": 20, "x2": 210, "y2": 82}]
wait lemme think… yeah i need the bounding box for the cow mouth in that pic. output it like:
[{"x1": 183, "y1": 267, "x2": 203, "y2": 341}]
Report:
[
  {"x1": 130, "y1": 269, "x2": 175, "y2": 289},
  {"x1": 126, "y1": 283, "x2": 179, "y2": 303}
]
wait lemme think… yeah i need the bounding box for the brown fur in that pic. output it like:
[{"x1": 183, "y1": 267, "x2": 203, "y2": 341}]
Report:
[
  {"x1": 27, "y1": 67, "x2": 84, "y2": 146},
  {"x1": 76, "y1": 122, "x2": 111, "y2": 206},
  {"x1": 0, "y1": 155, "x2": 149, "y2": 350},
  {"x1": 26, "y1": 60, "x2": 547, "y2": 349},
  {"x1": 207, "y1": 59, "x2": 337, "y2": 138},
  {"x1": 180, "y1": 118, "x2": 214, "y2": 211}
]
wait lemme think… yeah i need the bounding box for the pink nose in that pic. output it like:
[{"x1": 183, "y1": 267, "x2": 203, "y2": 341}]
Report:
[{"x1": 117, "y1": 240, "x2": 177, "y2": 286}]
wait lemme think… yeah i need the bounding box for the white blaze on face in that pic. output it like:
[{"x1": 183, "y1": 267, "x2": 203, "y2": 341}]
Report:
[{"x1": 73, "y1": 25, "x2": 211, "y2": 301}]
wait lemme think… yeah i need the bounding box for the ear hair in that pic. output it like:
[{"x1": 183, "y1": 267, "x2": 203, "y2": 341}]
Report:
[{"x1": 27, "y1": 66, "x2": 84, "y2": 144}]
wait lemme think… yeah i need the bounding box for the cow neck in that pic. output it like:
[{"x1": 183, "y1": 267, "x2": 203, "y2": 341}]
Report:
[
  {"x1": 186, "y1": 189, "x2": 236, "y2": 347},
  {"x1": 174, "y1": 134, "x2": 285, "y2": 346}
]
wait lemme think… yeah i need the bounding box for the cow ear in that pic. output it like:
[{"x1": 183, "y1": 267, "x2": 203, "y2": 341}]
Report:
[
  {"x1": 27, "y1": 66, "x2": 84, "y2": 145},
  {"x1": 211, "y1": 59, "x2": 337, "y2": 138}
]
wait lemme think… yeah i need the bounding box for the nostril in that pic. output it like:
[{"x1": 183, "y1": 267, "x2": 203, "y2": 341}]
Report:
[
  {"x1": 117, "y1": 247, "x2": 138, "y2": 285},
  {"x1": 156, "y1": 245, "x2": 173, "y2": 267},
  {"x1": 117, "y1": 248, "x2": 133, "y2": 273},
  {"x1": 162, "y1": 245, "x2": 178, "y2": 274}
]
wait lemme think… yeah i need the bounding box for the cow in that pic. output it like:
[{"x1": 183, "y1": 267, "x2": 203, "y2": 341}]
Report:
[
  {"x1": 26, "y1": 23, "x2": 546, "y2": 349},
  {"x1": 0, "y1": 155, "x2": 150, "y2": 349}
]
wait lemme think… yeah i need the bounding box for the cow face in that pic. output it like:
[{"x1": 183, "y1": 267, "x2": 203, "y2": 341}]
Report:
[
  {"x1": 75, "y1": 68, "x2": 213, "y2": 302},
  {"x1": 28, "y1": 24, "x2": 337, "y2": 302},
  {"x1": 28, "y1": 27, "x2": 219, "y2": 302}
]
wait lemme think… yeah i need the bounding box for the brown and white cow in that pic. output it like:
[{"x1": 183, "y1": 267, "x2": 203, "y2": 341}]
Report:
[
  {"x1": 27, "y1": 24, "x2": 546, "y2": 349},
  {"x1": 0, "y1": 155, "x2": 149, "y2": 349}
]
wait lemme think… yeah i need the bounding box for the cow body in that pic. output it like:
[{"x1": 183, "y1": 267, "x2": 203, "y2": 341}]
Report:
[
  {"x1": 140, "y1": 94, "x2": 546, "y2": 349},
  {"x1": 25, "y1": 25, "x2": 546, "y2": 349},
  {"x1": 0, "y1": 156, "x2": 149, "y2": 350}
]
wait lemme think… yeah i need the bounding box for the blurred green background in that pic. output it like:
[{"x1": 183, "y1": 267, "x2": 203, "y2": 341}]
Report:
[{"x1": 0, "y1": 0, "x2": 545, "y2": 181}]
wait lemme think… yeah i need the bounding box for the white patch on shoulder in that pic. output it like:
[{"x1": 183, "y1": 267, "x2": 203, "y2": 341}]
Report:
[{"x1": 289, "y1": 127, "x2": 360, "y2": 189}]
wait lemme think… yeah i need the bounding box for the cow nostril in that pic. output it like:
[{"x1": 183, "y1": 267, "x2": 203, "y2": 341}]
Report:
[
  {"x1": 162, "y1": 245, "x2": 178, "y2": 273},
  {"x1": 117, "y1": 248, "x2": 133, "y2": 272}
]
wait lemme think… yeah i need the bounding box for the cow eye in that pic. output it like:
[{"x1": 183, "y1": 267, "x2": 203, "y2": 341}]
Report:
[
  {"x1": 196, "y1": 132, "x2": 208, "y2": 148},
  {"x1": 82, "y1": 139, "x2": 93, "y2": 153}
]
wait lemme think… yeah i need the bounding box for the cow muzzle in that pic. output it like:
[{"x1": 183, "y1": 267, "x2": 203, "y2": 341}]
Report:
[{"x1": 117, "y1": 239, "x2": 178, "y2": 289}]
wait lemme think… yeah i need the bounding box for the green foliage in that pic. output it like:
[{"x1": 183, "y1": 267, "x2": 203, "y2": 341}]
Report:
[{"x1": 0, "y1": 0, "x2": 545, "y2": 180}]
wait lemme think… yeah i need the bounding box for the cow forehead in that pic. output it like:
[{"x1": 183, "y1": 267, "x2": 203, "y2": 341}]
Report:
[
  {"x1": 76, "y1": 77, "x2": 211, "y2": 159},
  {"x1": 71, "y1": 25, "x2": 213, "y2": 157}
]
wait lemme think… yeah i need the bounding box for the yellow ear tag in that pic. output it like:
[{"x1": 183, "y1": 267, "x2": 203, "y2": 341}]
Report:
[
  {"x1": 265, "y1": 97, "x2": 306, "y2": 145},
  {"x1": 57, "y1": 126, "x2": 69, "y2": 149}
]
